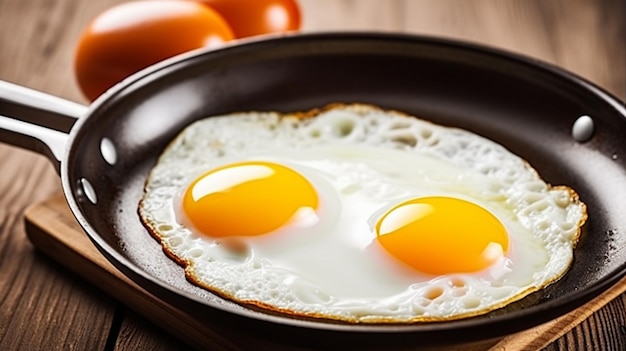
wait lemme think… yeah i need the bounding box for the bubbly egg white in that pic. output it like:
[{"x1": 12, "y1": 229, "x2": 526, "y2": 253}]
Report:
[{"x1": 138, "y1": 104, "x2": 586, "y2": 322}]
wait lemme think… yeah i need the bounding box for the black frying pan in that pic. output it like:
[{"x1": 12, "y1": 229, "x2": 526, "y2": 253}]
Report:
[{"x1": 1, "y1": 33, "x2": 626, "y2": 348}]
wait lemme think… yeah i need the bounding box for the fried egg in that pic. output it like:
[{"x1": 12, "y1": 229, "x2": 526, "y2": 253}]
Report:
[{"x1": 138, "y1": 104, "x2": 587, "y2": 323}]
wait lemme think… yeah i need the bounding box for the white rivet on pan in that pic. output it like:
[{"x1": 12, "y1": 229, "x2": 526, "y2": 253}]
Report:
[
  {"x1": 79, "y1": 178, "x2": 98, "y2": 205},
  {"x1": 100, "y1": 137, "x2": 117, "y2": 165},
  {"x1": 571, "y1": 115, "x2": 594, "y2": 142}
]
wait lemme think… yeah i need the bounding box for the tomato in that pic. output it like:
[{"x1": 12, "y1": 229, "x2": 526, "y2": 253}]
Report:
[
  {"x1": 195, "y1": 0, "x2": 301, "y2": 38},
  {"x1": 74, "y1": 1, "x2": 234, "y2": 101}
]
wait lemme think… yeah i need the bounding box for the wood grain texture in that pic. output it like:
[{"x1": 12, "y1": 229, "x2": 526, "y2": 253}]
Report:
[
  {"x1": 1, "y1": 199, "x2": 115, "y2": 351},
  {"x1": 114, "y1": 310, "x2": 191, "y2": 351},
  {"x1": 0, "y1": 0, "x2": 125, "y2": 349},
  {"x1": 0, "y1": 0, "x2": 624, "y2": 350},
  {"x1": 543, "y1": 296, "x2": 626, "y2": 351},
  {"x1": 408, "y1": 0, "x2": 626, "y2": 101},
  {"x1": 301, "y1": 0, "x2": 626, "y2": 100}
]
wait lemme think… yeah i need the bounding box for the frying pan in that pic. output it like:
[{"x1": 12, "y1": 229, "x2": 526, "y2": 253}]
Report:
[{"x1": 1, "y1": 33, "x2": 626, "y2": 348}]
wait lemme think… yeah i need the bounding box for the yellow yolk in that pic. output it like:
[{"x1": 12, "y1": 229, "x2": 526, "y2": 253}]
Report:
[
  {"x1": 375, "y1": 197, "x2": 509, "y2": 275},
  {"x1": 182, "y1": 161, "x2": 319, "y2": 237}
]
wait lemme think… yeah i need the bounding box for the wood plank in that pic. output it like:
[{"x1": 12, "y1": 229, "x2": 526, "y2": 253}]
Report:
[
  {"x1": 0, "y1": 196, "x2": 115, "y2": 350},
  {"x1": 494, "y1": 287, "x2": 626, "y2": 350},
  {"x1": 401, "y1": 0, "x2": 625, "y2": 99},
  {"x1": 299, "y1": 0, "x2": 625, "y2": 99},
  {"x1": 543, "y1": 295, "x2": 626, "y2": 350},
  {"x1": 0, "y1": 0, "x2": 126, "y2": 348},
  {"x1": 114, "y1": 310, "x2": 191, "y2": 351}
]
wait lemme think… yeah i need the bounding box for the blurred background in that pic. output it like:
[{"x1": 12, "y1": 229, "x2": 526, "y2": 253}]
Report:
[{"x1": 0, "y1": 0, "x2": 624, "y2": 103}]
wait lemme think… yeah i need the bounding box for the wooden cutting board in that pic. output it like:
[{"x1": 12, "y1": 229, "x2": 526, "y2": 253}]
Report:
[{"x1": 24, "y1": 194, "x2": 626, "y2": 350}]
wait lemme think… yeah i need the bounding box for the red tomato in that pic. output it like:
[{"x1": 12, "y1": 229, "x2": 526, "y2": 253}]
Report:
[
  {"x1": 74, "y1": 1, "x2": 234, "y2": 101},
  {"x1": 195, "y1": 0, "x2": 301, "y2": 38}
]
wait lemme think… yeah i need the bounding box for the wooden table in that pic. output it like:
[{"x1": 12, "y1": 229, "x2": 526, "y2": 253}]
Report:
[{"x1": 0, "y1": 0, "x2": 624, "y2": 349}]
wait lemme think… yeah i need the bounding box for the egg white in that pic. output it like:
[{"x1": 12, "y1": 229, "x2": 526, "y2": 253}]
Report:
[{"x1": 138, "y1": 104, "x2": 586, "y2": 322}]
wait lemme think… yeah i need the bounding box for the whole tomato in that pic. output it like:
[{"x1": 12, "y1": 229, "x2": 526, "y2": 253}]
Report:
[
  {"x1": 74, "y1": 1, "x2": 234, "y2": 101},
  {"x1": 195, "y1": 0, "x2": 301, "y2": 38}
]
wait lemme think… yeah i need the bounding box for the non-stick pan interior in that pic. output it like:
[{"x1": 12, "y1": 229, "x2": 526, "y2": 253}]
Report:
[{"x1": 62, "y1": 33, "x2": 626, "y2": 346}]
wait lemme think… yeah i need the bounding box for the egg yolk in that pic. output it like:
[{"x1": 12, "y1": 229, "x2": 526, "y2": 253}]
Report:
[
  {"x1": 182, "y1": 161, "x2": 319, "y2": 237},
  {"x1": 375, "y1": 197, "x2": 509, "y2": 275}
]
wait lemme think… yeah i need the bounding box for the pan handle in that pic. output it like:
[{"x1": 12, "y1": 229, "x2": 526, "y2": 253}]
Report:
[{"x1": 0, "y1": 80, "x2": 88, "y2": 173}]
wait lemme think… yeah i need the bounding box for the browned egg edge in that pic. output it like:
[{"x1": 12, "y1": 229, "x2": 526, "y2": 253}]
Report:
[{"x1": 136, "y1": 103, "x2": 588, "y2": 324}]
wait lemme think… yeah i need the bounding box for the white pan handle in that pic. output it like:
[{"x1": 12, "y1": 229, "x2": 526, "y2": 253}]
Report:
[
  {"x1": 0, "y1": 80, "x2": 88, "y2": 173},
  {"x1": 0, "y1": 116, "x2": 70, "y2": 171}
]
